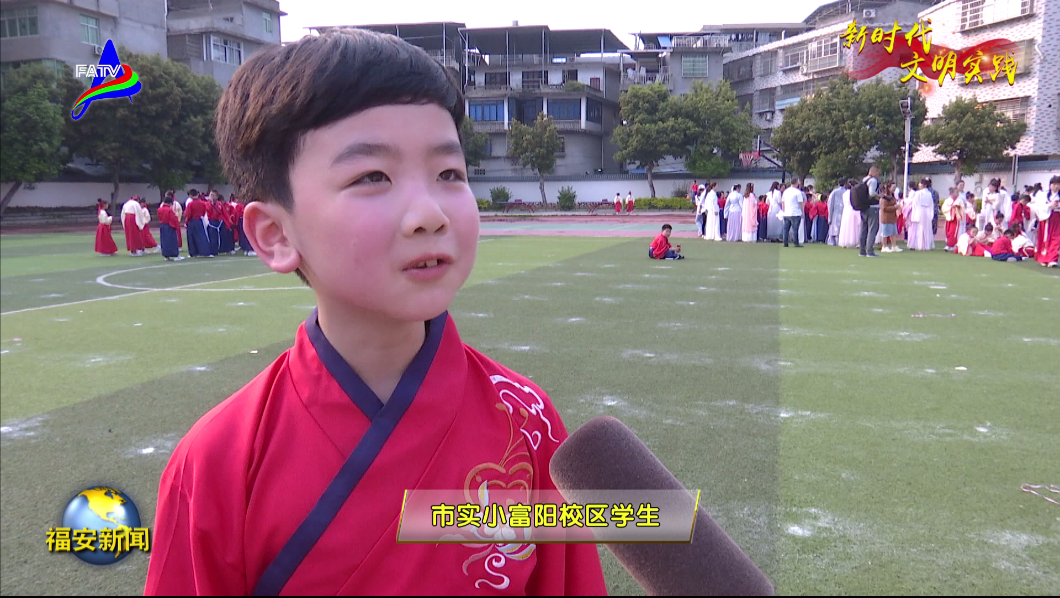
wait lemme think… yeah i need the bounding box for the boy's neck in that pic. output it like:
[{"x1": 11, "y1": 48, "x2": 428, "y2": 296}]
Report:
[{"x1": 316, "y1": 300, "x2": 429, "y2": 404}]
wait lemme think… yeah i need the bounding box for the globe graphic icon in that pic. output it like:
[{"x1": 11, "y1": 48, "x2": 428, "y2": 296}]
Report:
[{"x1": 61, "y1": 486, "x2": 142, "y2": 565}]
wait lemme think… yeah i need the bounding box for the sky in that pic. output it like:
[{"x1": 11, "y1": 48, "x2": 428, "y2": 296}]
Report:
[{"x1": 278, "y1": 0, "x2": 836, "y2": 49}]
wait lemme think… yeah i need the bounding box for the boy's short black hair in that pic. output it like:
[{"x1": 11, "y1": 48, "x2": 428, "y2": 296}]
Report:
[
  {"x1": 188, "y1": 188, "x2": 198, "y2": 196},
  {"x1": 661, "y1": 224, "x2": 673, "y2": 232},
  {"x1": 1004, "y1": 228, "x2": 1015, "y2": 237},
  {"x1": 215, "y1": 28, "x2": 464, "y2": 211}
]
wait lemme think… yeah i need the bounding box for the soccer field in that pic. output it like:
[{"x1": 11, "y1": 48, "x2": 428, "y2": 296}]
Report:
[{"x1": 1, "y1": 228, "x2": 1058, "y2": 595}]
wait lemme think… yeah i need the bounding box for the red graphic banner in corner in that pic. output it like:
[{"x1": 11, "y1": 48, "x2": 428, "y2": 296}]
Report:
[{"x1": 843, "y1": 19, "x2": 1021, "y2": 90}]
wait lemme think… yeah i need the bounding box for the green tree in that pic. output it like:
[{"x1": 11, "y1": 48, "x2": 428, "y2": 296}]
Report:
[
  {"x1": 64, "y1": 49, "x2": 222, "y2": 209},
  {"x1": 613, "y1": 83, "x2": 687, "y2": 198},
  {"x1": 856, "y1": 80, "x2": 926, "y2": 184},
  {"x1": 0, "y1": 63, "x2": 80, "y2": 214},
  {"x1": 919, "y1": 96, "x2": 1027, "y2": 182},
  {"x1": 675, "y1": 80, "x2": 758, "y2": 180},
  {"x1": 769, "y1": 98, "x2": 818, "y2": 182},
  {"x1": 507, "y1": 114, "x2": 561, "y2": 204},
  {"x1": 460, "y1": 119, "x2": 489, "y2": 169},
  {"x1": 772, "y1": 76, "x2": 929, "y2": 189}
]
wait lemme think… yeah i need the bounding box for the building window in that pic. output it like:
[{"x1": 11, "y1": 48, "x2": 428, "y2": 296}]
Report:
[
  {"x1": 483, "y1": 136, "x2": 492, "y2": 157},
  {"x1": 563, "y1": 69, "x2": 578, "y2": 83},
  {"x1": 758, "y1": 52, "x2": 777, "y2": 76},
  {"x1": 985, "y1": 97, "x2": 1029, "y2": 123},
  {"x1": 211, "y1": 35, "x2": 243, "y2": 65},
  {"x1": 468, "y1": 100, "x2": 504, "y2": 121},
  {"x1": 737, "y1": 94, "x2": 753, "y2": 111},
  {"x1": 586, "y1": 98, "x2": 602, "y2": 124},
  {"x1": 263, "y1": 12, "x2": 273, "y2": 34},
  {"x1": 80, "y1": 15, "x2": 100, "y2": 46},
  {"x1": 1, "y1": 6, "x2": 38, "y2": 38},
  {"x1": 754, "y1": 87, "x2": 776, "y2": 112},
  {"x1": 522, "y1": 70, "x2": 545, "y2": 89},
  {"x1": 1009, "y1": 39, "x2": 1034, "y2": 74},
  {"x1": 781, "y1": 45, "x2": 805, "y2": 69},
  {"x1": 960, "y1": 0, "x2": 1034, "y2": 31},
  {"x1": 484, "y1": 72, "x2": 509, "y2": 87},
  {"x1": 681, "y1": 55, "x2": 709, "y2": 78},
  {"x1": 805, "y1": 37, "x2": 840, "y2": 72},
  {"x1": 557, "y1": 136, "x2": 566, "y2": 154},
  {"x1": 590, "y1": 77, "x2": 601, "y2": 90},
  {"x1": 547, "y1": 99, "x2": 581, "y2": 121}
]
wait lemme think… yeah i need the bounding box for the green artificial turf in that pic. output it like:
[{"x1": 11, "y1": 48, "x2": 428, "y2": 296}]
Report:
[{"x1": 1, "y1": 232, "x2": 1057, "y2": 596}]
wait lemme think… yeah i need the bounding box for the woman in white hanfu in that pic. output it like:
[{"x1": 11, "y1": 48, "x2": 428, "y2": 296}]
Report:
[
  {"x1": 704, "y1": 183, "x2": 722, "y2": 241},
  {"x1": 724, "y1": 184, "x2": 744, "y2": 242},
  {"x1": 905, "y1": 178, "x2": 936, "y2": 251},
  {"x1": 766, "y1": 181, "x2": 783, "y2": 240},
  {"x1": 837, "y1": 186, "x2": 862, "y2": 248}
]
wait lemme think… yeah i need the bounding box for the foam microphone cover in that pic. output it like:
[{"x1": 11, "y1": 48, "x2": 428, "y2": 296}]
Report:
[{"x1": 549, "y1": 416, "x2": 774, "y2": 596}]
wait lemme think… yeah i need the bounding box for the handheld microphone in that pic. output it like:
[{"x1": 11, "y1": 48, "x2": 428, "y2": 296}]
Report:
[{"x1": 549, "y1": 416, "x2": 774, "y2": 596}]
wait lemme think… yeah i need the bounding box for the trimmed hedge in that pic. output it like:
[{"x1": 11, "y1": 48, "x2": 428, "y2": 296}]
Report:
[{"x1": 633, "y1": 197, "x2": 697, "y2": 210}]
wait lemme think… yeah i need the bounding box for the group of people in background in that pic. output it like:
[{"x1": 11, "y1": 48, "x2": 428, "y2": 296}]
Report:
[
  {"x1": 693, "y1": 179, "x2": 831, "y2": 247},
  {"x1": 689, "y1": 172, "x2": 1060, "y2": 268},
  {"x1": 94, "y1": 189, "x2": 255, "y2": 260}
]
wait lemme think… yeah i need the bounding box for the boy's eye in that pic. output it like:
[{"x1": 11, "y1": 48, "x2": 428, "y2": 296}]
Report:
[
  {"x1": 352, "y1": 171, "x2": 390, "y2": 185},
  {"x1": 439, "y1": 169, "x2": 466, "y2": 182}
]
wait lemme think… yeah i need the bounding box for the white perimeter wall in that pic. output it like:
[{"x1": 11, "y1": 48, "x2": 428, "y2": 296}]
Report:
[
  {"x1": 1, "y1": 183, "x2": 238, "y2": 208},
  {"x1": 3, "y1": 170, "x2": 1054, "y2": 209}
]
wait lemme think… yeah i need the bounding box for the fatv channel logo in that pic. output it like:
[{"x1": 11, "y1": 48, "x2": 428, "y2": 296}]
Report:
[{"x1": 71, "y1": 40, "x2": 142, "y2": 121}]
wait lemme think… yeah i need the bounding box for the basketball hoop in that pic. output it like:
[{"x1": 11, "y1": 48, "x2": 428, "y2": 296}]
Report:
[{"x1": 739, "y1": 152, "x2": 760, "y2": 168}]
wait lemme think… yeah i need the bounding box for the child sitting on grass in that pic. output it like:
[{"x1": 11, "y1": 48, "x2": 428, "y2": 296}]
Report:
[{"x1": 649, "y1": 224, "x2": 685, "y2": 259}]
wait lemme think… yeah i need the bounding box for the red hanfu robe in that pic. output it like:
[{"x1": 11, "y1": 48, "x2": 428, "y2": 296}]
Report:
[
  {"x1": 121, "y1": 198, "x2": 144, "y2": 252},
  {"x1": 145, "y1": 311, "x2": 607, "y2": 596},
  {"x1": 1033, "y1": 192, "x2": 1060, "y2": 266},
  {"x1": 95, "y1": 208, "x2": 118, "y2": 255},
  {"x1": 139, "y1": 202, "x2": 158, "y2": 249}
]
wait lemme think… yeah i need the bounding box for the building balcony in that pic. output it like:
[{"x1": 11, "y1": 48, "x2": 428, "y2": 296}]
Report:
[
  {"x1": 671, "y1": 36, "x2": 731, "y2": 50},
  {"x1": 465, "y1": 85, "x2": 513, "y2": 98},
  {"x1": 620, "y1": 71, "x2": 672, "y2": 91},
  {"x1": 465, "y1": 82, "x2": 605, "y2": 98},
  {"x1": 470, "y1": 121, "x2": 507, "y2": 133},
  {"x1": 167, "y1": 12, "x2": 248, "y2": 40},
  {"x1": 424, "y1": 50, "x2": 461, "y2": 70},
  {"x1": 553, "y1": 119, "x2": 603, "y2": 133},
  {"x1": 802, "y1": 53, "x2": 843, "y2": 74}
]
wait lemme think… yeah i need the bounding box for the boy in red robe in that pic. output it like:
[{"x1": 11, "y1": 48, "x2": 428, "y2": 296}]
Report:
[
  {"x1": 990, "y1": 229, "x2": 1023, "y2": 262},
  {"x1": 145, "y1": 29, "x2": 608, "y2": 596},
  {"x1": 649, "y1": 223, "x2": 684, "y2": 259}
]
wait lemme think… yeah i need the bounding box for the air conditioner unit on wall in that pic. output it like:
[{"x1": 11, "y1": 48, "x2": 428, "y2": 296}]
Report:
[
  {"x1": 863, "y1": 9, "x2": 877, "y2": 19},
  {"x1": 93, "y1": 45, "x2": 104, "y2": 55}
]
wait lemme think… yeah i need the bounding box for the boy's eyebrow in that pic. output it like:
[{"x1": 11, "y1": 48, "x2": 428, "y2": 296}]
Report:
[{"x1": 331, "y1": 141, "x2": 465, "y2": 167}]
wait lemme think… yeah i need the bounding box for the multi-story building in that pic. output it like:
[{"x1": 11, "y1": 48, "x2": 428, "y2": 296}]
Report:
[
  {"x1": 0, "y1": 0, "x2": 283, "y2": 92},
  {"x1": 720, "y1": 1, "x2": 936, "y2": 165},
  {"x1": 625, "y1": 24, "x2": 810, "y2": 96},
  {"x1": 913, "y1": 0, "x2": 1058, "y2": 163},
  {"x1": 308, "y1": 23, "x2": 628, "y2": 176},
  {"x1": 461, "y1": 25, "x2": 629, "y2": 175},
  {"x1": 166, "y1": 0, "x2": 284, "y2": 88},
  {"x1": 618, "y1": 1, "x2": 937, "y2": 171},
  {"x1": 0, "y1": 0, "x2": 166, "y2": 90},
  {"x1": 308, "y1": 22, "x2": 469, "y2": 84}
]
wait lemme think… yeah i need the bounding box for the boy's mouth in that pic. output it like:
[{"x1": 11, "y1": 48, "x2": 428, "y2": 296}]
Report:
[{"x1": 404, "y1": 254, "x2": 453, "y2": 271}]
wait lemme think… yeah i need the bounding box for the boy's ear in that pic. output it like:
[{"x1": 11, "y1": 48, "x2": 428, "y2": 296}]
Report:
[{"x1": 242, "y1": 202, "x2": 302, "y2": 275}]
